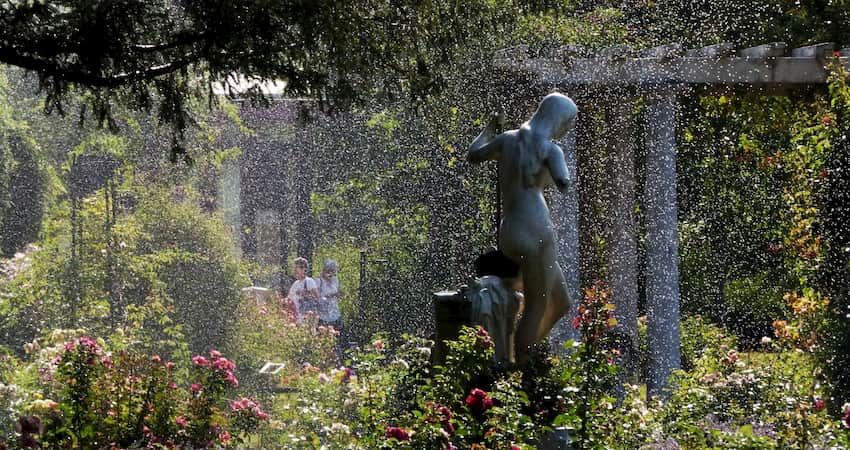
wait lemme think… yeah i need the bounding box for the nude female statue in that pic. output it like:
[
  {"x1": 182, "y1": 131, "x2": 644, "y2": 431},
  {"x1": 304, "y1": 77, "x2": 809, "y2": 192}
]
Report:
[{"x1": 468, "y1": 92, "x2": 578, "y2": 362}]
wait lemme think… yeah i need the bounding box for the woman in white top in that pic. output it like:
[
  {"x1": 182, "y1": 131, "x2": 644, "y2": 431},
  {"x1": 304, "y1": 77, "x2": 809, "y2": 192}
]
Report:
[
  {"x1": 287, "y1": 257, "x2": 319, "y2": 322},
  {"x1": 317, "y1": 259, "x2": 342, "y2": 327}
]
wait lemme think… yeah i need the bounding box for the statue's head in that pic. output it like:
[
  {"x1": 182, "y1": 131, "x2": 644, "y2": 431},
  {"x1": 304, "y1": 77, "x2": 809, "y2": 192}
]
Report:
[{"x1": 529, "y1": 92, "x2": 578, "y2": 140}]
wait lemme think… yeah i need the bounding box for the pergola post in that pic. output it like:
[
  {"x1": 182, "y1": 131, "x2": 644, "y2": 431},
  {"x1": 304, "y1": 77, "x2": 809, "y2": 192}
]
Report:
[
  {"x1": 550, "y1": 124, "x2": 582, "y2": 347},
  {"x1": 644, "y1": 90, "x2": 681, "y2": 397},
  {"x1": 603, "y1": 97, "x2": 639, "y2": 379}
]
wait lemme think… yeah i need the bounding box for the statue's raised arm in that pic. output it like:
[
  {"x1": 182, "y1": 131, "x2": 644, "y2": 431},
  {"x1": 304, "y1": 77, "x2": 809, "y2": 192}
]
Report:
[
  {"x1": 468, "y1": 92, "x2": 578, "y2": 363},
  {"x1": 468, "y1": 113, "x2": 507, "y2": 163}
]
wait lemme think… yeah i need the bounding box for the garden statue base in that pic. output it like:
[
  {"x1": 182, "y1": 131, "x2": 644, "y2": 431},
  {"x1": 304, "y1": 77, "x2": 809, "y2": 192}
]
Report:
[
  {"x1": 432, "y1": 277, "x2": 520, "y2": 364},
  {"x1": 432, "y1": 290, "x2": 472, "y2": 364}
]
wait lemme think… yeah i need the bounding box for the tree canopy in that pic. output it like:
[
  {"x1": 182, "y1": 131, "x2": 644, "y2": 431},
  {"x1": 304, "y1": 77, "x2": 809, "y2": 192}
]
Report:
[{"x1": 0, "y1": 0, "x2": 515, "y2": 148}]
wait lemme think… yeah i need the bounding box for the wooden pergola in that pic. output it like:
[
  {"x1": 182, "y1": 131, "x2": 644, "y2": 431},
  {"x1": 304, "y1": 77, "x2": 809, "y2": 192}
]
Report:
[{"x1": 495, "y1": 41, "x2": 850, "y2": 395}]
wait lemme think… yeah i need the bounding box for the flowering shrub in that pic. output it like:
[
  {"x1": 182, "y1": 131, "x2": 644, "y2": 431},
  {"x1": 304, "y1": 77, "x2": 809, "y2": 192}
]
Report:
[
  {"x1": 1, "y1": 333, "x2": 267, "y2": 449},
  {"x1": 552, "y1": 281, "x2": 620, "y2": 447},
  {"x1": 227, "y1": 294, "x2": 338, "y2": 390}
]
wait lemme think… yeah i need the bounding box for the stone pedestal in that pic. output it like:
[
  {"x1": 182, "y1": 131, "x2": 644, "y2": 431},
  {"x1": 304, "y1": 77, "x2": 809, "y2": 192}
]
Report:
[{"x1": 432, "y1": 290, "x2": 472, "y2": 364}]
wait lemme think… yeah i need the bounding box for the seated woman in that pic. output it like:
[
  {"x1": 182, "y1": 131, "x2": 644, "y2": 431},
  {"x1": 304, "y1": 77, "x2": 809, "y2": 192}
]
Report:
[{"x1": 467, "y1": 92, "x2": 578, "y2": 363}]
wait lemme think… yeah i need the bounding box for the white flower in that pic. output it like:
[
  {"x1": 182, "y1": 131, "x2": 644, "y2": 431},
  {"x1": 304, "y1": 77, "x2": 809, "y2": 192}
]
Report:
[
  {"x1": 391, "y1": 359, "x2": 409, "y2": 370},
  {"x1": 330, "y1": 422, "x2": 350, "y2": 434}
]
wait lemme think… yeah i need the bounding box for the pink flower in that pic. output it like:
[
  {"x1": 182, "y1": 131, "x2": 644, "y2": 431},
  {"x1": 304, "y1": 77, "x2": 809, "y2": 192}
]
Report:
[
  {"x1": 225, "y1": 371, "x2": 239, "y2": 387},
  {"x1": 150, "y1": 354, "x2": 161, "y2": 363},
  {"x1": 843, "y1": 408, "x2": 850, "y2": 429},
  {"x1": 176, "y1": 416, "x2": 187, "y2": 428},
  {"x1": 475, "y1": 327, "x2": 493, "y2": 349},
  {"x1": 385, "y1": 426, "x2": 412, "y2": 441},
  {"x1": 230, "y1": 397, "x2": 256, "y2": 411},
  {"x1": 219, "y1": 430, "x2": 231, "y2": 446},
  {"x1": 212, "y1": 358, "x2": 236, "y2": 371},
  {"x1": 165, "y1": 361, "x2": 176, "y2": 370},
  {"x1": 64, "y1": 341, "x2": 75, "y2": 352},
  {"x1": 372, "y1": 339, "x2": 386, "y2": 351},
  {"x1": 209, "y1": 350, "x2": 222, "y2": 359},
  {"x1": 192, "y1": 355, "x2": 209, "y2": 367},
  {"x1": 190, "y1": 383, "x2": 202, "y2": 393},
  {"x1": 255, "y1": 409, "x2": 269, "y2": 420},
  {"x1": 79, "y1": 336, "x2": 100, "y2": 350}
]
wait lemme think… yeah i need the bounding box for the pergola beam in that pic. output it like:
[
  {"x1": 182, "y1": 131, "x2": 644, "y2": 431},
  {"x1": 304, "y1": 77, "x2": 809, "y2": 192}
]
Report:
[{"x1": 496, "y1": 42, "x2": 848, "y2": 88}]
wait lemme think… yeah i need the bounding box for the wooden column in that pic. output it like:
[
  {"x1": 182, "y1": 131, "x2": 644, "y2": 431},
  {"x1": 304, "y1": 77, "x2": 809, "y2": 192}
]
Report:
[{"x1": 644, "y1": 90, "x2": 681, "y2": 397}]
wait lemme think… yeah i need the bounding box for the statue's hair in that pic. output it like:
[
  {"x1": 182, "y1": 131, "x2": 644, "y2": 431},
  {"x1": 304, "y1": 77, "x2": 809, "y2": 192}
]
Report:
[{"x1": 518, "y1": 93, "x2": 577, "y2": 187}]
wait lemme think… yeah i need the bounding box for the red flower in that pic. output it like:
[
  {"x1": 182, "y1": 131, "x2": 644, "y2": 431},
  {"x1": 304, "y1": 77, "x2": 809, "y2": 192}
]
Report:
[
  {"x1": 465, "y1": 388, "x2": 494, "y2": 417},
  {"x1": 17, "y1": 416, "x2": 40, "y2": 434},
  {"x1": 822, "y1": 116, "x2": 832, "y2": 125},
  {"x1": 341, "y1": 367, "x2": 354, "y2": 383},
  {"x1": 572, "y1": 315, "x2": 582, "y2": 330},
  {"x1": 814, "y1": 399, "x2": 825, "y2": 412},
  {"x1": 385, "y1": 426, "x2": 412, "y2": 441}
]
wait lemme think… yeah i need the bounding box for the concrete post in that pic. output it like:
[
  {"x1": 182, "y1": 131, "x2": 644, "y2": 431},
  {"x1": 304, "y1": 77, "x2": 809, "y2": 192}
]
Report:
[
  {"x1": 603, "y1": 98, "x2": 639, "y2": 380},
  {"x1": 549, "y1": 125, "x2": 582, "y2": 349},
  {"x1": 644, "y1": 90, "x2": 681, "y2": 397}
]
